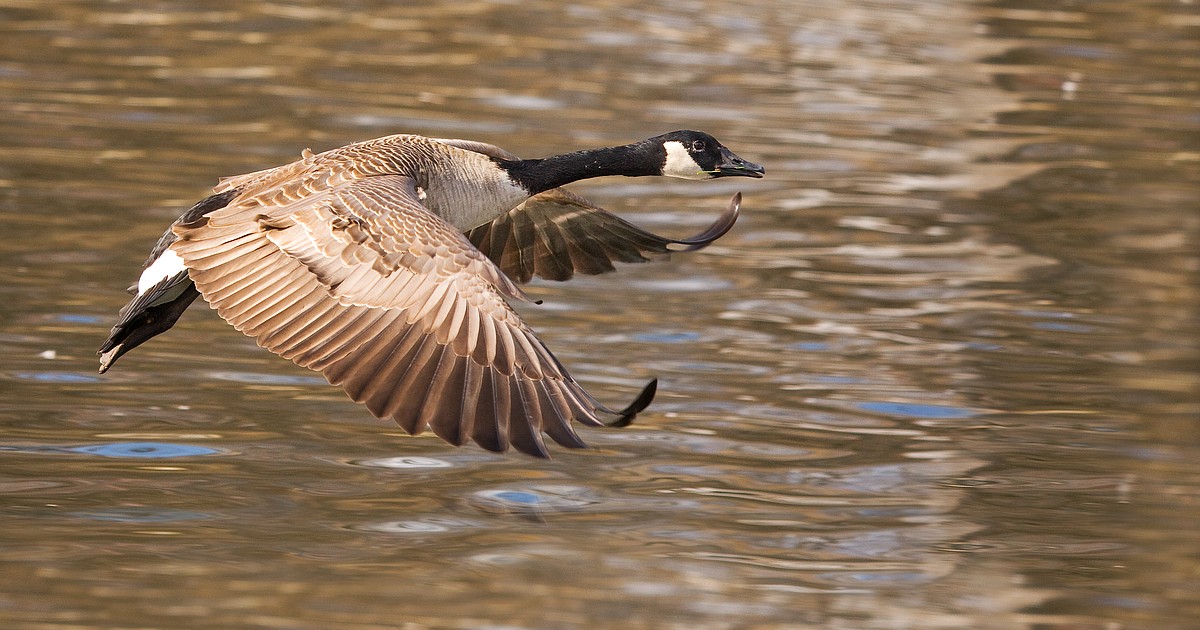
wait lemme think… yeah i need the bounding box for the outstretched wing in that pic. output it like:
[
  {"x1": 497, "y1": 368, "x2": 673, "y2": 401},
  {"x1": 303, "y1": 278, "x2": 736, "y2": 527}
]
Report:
[
  {"x1": 170, "y1": 174, "x2": 652, "y2": 457},
  {"x1": 466, "y1": 190, "x2": 741, "y2": 283},
  {"x1": 434, "y1": 138, "x2": 742, "y2": 284}
]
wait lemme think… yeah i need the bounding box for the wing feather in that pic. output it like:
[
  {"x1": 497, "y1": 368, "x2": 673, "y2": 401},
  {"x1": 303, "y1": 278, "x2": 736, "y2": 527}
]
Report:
[
  {"x1": 439, "y1": 357, "x2": 483, "y2": 446},
  {"x1": 170, "y1": 173, "x2": 647, "y2": 456},
  {"x1": 470, "y1": 370, "x2": 504, "y2": 453},
  {"x1": 415, "y1": 348, "x2": 467, "y2": 435},
  {"x1": 510, "y1": 377, "x2": 550, "y2": 458},
  {"x1": 466, "y1": 189, "x2": 741, "y2": 283}
]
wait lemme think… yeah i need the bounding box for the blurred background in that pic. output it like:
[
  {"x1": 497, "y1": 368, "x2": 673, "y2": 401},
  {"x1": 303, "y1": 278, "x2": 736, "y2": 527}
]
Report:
[{"x1": 0, "y1": 0, "x2": 1196, "y2": 628}]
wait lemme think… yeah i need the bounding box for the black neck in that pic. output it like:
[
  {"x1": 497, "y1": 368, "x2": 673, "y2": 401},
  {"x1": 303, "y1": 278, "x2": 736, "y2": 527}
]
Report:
[{"x1": 497, "y1": 141, "x2": 662, "y2": 195}]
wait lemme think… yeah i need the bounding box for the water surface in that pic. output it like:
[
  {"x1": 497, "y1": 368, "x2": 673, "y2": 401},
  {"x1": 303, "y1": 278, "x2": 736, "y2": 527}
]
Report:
[{"x1": 0, "y1": 1, "x2": 1197, "y2": 628}]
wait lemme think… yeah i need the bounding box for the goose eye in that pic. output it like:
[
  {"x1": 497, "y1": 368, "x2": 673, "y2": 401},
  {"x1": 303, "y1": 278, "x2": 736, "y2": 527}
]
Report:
[{"x1": 690, "y1": 140, "x2": 706, "y2": 152}]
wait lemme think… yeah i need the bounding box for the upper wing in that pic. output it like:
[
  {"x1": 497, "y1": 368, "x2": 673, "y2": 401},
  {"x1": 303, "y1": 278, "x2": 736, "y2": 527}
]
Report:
[
  {"x1": 434, "y1": 138, "x2": 742, "y2": 284},
  {"x1": 466, "y1": 190, "x2": 742, "y2": 283},
  {"x1": 170, "y1": 175, "x2": 652, "y2": 457}
]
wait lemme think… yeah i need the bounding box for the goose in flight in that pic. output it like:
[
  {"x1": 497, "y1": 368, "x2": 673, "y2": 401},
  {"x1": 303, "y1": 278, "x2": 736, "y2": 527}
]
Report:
[{"x1": 99, "y1": 130, "x2": 764, "y2": 457}]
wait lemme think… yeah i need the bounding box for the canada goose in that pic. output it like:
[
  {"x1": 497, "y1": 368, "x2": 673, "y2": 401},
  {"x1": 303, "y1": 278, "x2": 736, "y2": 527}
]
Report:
[{"x1": 99, "y1": 130, "x2": 764, "y2": 457}]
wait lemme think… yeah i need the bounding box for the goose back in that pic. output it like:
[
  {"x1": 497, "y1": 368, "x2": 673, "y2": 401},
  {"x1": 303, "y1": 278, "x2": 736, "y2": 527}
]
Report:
[{"x1": 215, "y1": 134, "x2": 529, "y2": 232}]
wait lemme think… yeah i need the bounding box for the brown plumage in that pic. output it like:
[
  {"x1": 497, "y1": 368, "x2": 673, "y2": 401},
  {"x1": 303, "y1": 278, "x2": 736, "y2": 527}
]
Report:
[{"x1": 100, "y1": 132, "x2": 763, "y2": 457}]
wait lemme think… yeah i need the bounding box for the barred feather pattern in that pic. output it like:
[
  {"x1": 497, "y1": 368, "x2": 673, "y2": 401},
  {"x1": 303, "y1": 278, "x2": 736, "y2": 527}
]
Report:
[{"x1": 172, "y1": 173, "x2": 628, "y2": 457}]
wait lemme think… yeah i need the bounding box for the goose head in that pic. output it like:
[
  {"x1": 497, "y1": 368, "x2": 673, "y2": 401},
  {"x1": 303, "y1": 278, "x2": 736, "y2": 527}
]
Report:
[{"x1": 656, "y1": 130, "x2": 765, "y2": 181}]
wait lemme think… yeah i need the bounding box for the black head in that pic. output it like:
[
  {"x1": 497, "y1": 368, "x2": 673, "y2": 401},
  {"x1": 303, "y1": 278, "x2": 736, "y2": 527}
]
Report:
[{"x1": 653, "y1": 130, "x2": 765, "y2": 180}]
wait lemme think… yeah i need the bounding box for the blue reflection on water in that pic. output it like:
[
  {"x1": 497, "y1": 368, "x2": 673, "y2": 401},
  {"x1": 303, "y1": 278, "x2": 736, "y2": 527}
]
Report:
[
  {"x1": 1033, "y1": 321, "x2": 1097, "y2": 333},
  {"x1": 788, "y1": 342, "x2": 830, "y2": 351},
  {"x1": 491, "y1": 490, "x2": 543, "y2": 505},
  {"x1": 65, "y1": 442, "x2": 220, "y2": 458},
  {"x1": 13, "y1": 371, "x2": 100, "y2": 383},
  {"x1": 55, "y1": 314, "x2": 104, "y2": 324},
  {"x1": 206, "y1": 371, "x2": 327, "y2": 386},
  {"x1": 856, "y1": 402, "x2": 977, "y2": 419},
  {"x1": 632, "y1": 331, "x2": 702, "y2": 344},
  {"x1": 473, "y1": 486, "x2": 599, "y2": 513},
  {"x1": 69, "y1": 507, "x2": 212, "y2": 523},
  {"x1": 826, "y1": 571, "x2": 932, "y2": 584}
]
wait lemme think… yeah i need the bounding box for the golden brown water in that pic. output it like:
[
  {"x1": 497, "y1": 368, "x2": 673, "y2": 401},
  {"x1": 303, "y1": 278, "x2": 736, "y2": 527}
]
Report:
[{"x1": 1, "y1": 1, "x2": 1197, "y2": 628}]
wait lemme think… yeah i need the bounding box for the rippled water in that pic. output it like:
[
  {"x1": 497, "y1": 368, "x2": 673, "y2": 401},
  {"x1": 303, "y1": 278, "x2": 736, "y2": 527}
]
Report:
[{"x1": 1, "y1": 1, "x2": 1197, "y2": 628}]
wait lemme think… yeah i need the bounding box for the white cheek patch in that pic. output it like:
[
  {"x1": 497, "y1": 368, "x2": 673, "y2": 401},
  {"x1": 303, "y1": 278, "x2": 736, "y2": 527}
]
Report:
[
  {"x1": 662, "y1": 141, "x2": 710, "y2": 180},
  {"x1": 137, "y1": 249, "x2": 187, "y2": 295}
]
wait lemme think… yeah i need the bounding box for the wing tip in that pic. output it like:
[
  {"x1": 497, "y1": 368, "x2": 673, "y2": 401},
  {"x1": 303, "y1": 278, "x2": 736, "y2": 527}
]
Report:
[
  {"x1": 608, "y1": 378, "x2": 657, "y2": 428},
  {"x1": 666, "y1": 192, "x2": 742, "y2": 253}
]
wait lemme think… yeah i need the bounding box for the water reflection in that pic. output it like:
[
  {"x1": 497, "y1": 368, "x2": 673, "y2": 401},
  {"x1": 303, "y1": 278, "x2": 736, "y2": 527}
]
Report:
[
  {"x1": 68, "y1": 507, "x2": 213, "y2": 523},
  {"x1": 0, "y1": 0, "x2": 1196, "y2": 628},
  {"x1": 0, "y1": 441, "x2": 221, "y2": 458}
]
